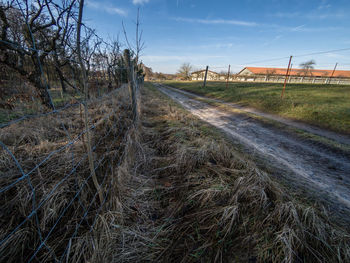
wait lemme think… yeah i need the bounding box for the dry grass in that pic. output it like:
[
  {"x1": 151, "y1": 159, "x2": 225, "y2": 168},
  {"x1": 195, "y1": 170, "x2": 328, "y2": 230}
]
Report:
[
  {"x1": 0, "y1": 86, "x2": 135, "y2": 262},
  {"x1": 1, "y1": 83, "x2": 350, "y2": 262},
  {"x1": 109, "y1": 84, "x2": 350, "y2": 262}
]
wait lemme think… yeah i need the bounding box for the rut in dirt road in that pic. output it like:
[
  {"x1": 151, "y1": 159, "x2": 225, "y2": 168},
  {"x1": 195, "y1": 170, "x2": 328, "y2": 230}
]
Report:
[{"x1": 156, "y1": 84, "x2": 350, "y2": 224}]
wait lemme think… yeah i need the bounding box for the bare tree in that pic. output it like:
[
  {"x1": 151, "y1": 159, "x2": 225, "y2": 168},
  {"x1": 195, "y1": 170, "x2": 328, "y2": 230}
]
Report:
[
  {"x1": 0, "y1": 0, "x2": 77, "y2": 108},
  {"x1": 265, "y1": 69, "x2": 276, "y2": 81},
  {"x1": 97, "y1": 40, "x2": 122, "y2": 89},
  {"x1": 177, "y1": 63, "x2": 193, "y2": 80},
  {"x1": 300, "y1": 60, "x2": 316, "y2": 76}
]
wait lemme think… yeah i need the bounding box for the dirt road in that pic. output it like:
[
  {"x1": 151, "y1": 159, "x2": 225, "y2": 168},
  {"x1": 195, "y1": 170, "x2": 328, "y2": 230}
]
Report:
[{"x1": 156, "y1": 84, "x2": 350, "y2": 225}]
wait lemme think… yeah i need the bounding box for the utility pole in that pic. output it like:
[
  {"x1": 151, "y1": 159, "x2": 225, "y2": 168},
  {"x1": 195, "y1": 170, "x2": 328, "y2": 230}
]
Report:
[
  {"x1": 226, "y1": 64, "x2": 231, "y2": 89},
  {"x1": 328, "y1": 62, "x2": 338, "y2": 84},
  {"x1": 203, "y1": 66, "x2": 209, "y2": 88},
  {"x1": 281, "y1": 56, "x2": 293, "y2": 99}
]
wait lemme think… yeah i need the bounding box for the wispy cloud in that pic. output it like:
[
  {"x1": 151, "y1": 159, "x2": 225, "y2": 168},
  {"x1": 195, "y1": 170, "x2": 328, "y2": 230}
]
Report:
[
  {"x1": 270, "y1": 9, "x2": 345, "y2": 20},
  {"x1": 175, "y1": 16, "x2": 341, "y2": 33},
  {"x1": 262, "y1": 34, "x2": 283, "y2": 46},
  {"x1": 318, "y1": 0, "x2": 331, "y2": 10},
  {"x1": 132, "y1": 0, "x2": 149, "y2": 5},
  {"x1": 143, "y1": 54, "x2": 225, "y2": 62},
  {"x1": 174, "y1": 17, "x2": 258, "y2": 27},
  {"x1": 272, "y1": 12, "x2": 300, "y2": 18},
  {"x1": 86, "y1": 0, "x2": 127, "y2": 16},
  {"x1": 264, "y1": 23, "x2": 343, "y2": 33},
  {"x1": 324, "y1": 53, "x2": 344, "y2": 59},
  {"x1": 198, "y1": 43, "x2": 235, "y2": 49},
  {"x1": 291, "y1": 24, "x2": 306, "y2": 32}
]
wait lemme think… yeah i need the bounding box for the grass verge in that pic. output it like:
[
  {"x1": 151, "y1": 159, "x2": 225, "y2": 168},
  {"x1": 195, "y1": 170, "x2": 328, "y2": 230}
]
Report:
[
  {"x1": 164, "y1": 81, "x2": 350, "y2": 134},
  {"x1": 105, "y1": 83, "x2": 350, "y2": 262}
]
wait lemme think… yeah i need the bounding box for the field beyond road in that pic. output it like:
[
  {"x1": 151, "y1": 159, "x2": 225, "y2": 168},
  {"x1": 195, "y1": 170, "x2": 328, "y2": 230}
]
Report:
[{"x1": 165, "y1": 81, "x2": 350, "y2": 134}]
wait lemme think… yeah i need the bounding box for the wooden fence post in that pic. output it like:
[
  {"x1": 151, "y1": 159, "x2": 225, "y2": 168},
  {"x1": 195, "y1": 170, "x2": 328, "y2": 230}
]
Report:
[
  {"x1": 203, "y1": 66, "x2": 209, "y2": 88},
  {"x1": 226, "y1": 64, "x2": 231, "y2": 89},
  {"x1": 328, "y1": 62, "x2": 338, "y2": 84},
  {"x1": 281, "y1": 56, "x2": 293, "y2": 99},
  {"x1": 123, "y1": 49, "x2": 138, "y2": 122}
]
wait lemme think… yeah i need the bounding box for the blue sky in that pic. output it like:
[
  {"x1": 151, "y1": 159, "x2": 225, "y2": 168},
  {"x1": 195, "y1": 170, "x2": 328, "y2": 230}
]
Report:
[{"x1": 84, "y1": 0, "x2": 350, "y2": 73}]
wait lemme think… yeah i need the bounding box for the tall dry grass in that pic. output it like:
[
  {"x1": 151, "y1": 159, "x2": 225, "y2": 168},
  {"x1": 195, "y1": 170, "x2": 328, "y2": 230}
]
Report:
[
  {"x1": 111, "y1": 85, "x2": 350, "y2": 262},
  {"x1": 0, "y1": 87, "x2": 136, "y2": 262},
  {"x1": 4, "y1": 83, "x2": 349, "y2": 262}
]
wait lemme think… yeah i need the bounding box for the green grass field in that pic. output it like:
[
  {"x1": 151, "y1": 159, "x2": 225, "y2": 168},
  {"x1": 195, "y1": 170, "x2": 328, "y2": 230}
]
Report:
[{"x1": 164, "y1": 81, "x2": 350, "y2": 134}]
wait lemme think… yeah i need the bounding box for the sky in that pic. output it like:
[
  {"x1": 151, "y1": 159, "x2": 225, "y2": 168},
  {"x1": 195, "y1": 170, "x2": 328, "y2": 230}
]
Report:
[{"x1": 84, "y1": 0, "x2": 350, "y2": 74}]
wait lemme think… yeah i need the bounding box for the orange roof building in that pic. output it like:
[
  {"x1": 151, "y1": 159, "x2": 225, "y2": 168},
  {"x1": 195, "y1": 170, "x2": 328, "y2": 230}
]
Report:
[{"x1": 238, "y1": 67, "x2": 350, "y2": 78}]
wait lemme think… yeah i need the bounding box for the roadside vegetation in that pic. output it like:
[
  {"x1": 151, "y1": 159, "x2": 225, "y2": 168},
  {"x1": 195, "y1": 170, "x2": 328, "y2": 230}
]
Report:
[
  {"x1": 101, "y1": 82, "x2": 350, "y2": 262},
  {"x1": 164, "y1": 81, "x2": 350, "y2": 134}
]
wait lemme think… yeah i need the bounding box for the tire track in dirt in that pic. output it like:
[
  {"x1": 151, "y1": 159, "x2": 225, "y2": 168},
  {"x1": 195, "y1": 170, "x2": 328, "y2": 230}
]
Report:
[
  {"x1": 156, "y1": 84, "x2": 350, "y2": 224},
  {"x1": 164, "y1": 85, "x2": 350, "y2": 146}
]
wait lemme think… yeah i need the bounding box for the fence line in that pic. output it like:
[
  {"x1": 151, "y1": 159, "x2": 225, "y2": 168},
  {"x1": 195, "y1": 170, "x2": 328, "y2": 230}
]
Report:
[
  {"x1": 1, "y1": 1, "x2": 142, "y2": 261},
  {"x1": 0, "y1": 58, "x2": 142, "y2": 262}
]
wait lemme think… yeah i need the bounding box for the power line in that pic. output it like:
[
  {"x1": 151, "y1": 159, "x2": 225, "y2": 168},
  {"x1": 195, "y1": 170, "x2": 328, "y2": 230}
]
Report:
[
  {"x1": 192, "y1": 47, "x2": 350, "y2": 72},
  {"x1": 294, "y1": 47, "x2": 350, "y2": 58},
  {"x1": 244, "y1": 47, "x2": 350, "y2": 66}
]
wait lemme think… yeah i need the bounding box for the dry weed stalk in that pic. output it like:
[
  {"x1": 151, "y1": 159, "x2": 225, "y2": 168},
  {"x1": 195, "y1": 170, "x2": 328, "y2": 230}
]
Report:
[{"x1": 0, "y1": 86, "x2": 135, "y2": 262}]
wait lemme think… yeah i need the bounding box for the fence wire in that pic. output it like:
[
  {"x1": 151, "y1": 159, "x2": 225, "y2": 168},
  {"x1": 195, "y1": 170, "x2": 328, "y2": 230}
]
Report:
[
  {"x1": 0, "y1": 82, "x2": 141, "y2": 261},
  {"x1": 0, "y1": 4, "x2": 142, "y2": 261}
]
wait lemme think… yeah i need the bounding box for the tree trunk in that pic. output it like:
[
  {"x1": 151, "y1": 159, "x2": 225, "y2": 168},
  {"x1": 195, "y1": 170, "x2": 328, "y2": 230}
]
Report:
[
  {"x1": 32, "y1": 73, "x2": 54, "y2": 109},
  {"x1": 107, "y1": 67, "x2": 112, "y2": 90},
  {"x1": 57, "y1": 67, "x2": 67, "y2": 93}
]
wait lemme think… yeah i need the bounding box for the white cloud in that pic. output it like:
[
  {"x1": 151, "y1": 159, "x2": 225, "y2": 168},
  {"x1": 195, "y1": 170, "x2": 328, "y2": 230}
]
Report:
[
  {"x1": 86, "y1": 0, "x2": 127, "y2": 16},
  {"x1": 132, "y1": 0, "x2": 149, "y2": 5},
  {"x1": 263, "y1": 23, "x2": 343, "y2": 33},
  {"x1": 198, "y1": 43, "x2": 235, "y2": 49},
  {"x1": 174, "y1": 17, "x2": 258, "y2": 27},
  {"x1": 291, "y1": 24, "x2": 306, "y2": 32},
  {"x1": 324, "y1": 53, "x2": 344, "y2": 59},
  {"x1": 318, "y1": 0, "x2": 331, "y2": 10},
  {"x1": 106, "y1": 7, "x2": 127, "y2": 16},
  {"x1": 272, "y1": 12, "x2": 300, "y2": 18},
  {"x1": 270, "y1": 8, "x2": 345, "y2": 20},
  {"x1": 143, "y1": 54, "x2": 225, "y2": 62}
]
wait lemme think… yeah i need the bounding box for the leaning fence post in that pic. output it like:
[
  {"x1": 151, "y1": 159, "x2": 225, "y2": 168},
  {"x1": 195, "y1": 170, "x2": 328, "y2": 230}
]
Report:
[
  {"x1": 123, "y1": 49, "x2": 138, "y2": 122},
  {"x1": 203, "y1": 66, "x2": 209, "y2": 88},
  {"x1": 281, "y1": 56, "x2": 293, "y2": 99}
]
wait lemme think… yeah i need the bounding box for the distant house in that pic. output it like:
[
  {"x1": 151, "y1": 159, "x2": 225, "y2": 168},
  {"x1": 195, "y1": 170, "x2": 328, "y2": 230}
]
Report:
[
  {"x1": 191, "y1": 70, "x2": 219, "y2": 81},
  {"x1": 236, "y1": 67, "x2": 350, "y2": 84}
]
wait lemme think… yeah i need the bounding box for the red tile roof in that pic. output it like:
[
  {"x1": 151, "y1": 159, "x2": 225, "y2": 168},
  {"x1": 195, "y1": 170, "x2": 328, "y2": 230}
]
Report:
[{"x1": 242, "y1": 67, "x2": 350, "y2": 78}]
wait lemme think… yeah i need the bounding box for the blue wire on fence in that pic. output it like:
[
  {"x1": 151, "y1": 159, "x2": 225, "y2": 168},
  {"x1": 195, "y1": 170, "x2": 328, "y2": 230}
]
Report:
[
  {"x1": 0, "y1": 120, "x2": 119, "y2": 249},
  {"x1": 0, "y1": 102, "x2": 80, "y2": 129},
  {"x1": 0, "y1": 3, "x2": 135, "y2": 262},
  {"x1": 59, "y1": 164, "x2": 112, "y2": 262},
  {"x1": 0, "y1": 88, "x2": 121, "y2": 130},
  {"x1": 27, "y1": 133, "x2": 123, "y2": 262},
  {"x1": 0, "y1": 104, "x2": 120, "y2": 194},
  {"x1": 58, "y1": 128, "x2": 131, "y2": 262},
  {"x1": 1, "y1": 128, "x2": 125, "y2": 263}
]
